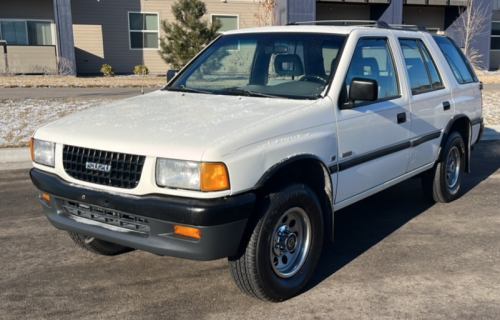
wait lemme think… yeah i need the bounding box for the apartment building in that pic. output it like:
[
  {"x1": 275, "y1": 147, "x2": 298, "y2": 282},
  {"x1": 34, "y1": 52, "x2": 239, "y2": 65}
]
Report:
[{"x1": 0, "y1": 0, "x2": 498, "y2": 74}]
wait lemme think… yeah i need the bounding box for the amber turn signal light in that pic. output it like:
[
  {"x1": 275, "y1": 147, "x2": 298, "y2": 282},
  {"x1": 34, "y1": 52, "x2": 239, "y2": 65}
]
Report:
[
  {"x1": 30, "y1": 138, "x2": 34, "y2": 161},
  {"x1": 200, "y1": 163, "x2": 229, "y2": 192},
  {"x1": 40, "y1": 193, "x2": 51, "y2": 207},
  {"x1": 174, "y1": 225, "x2": 201, "y2": 239}
]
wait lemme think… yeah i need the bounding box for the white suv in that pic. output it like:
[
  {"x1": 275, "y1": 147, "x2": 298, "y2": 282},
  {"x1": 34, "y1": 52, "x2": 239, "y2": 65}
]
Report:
[{"x1": 30, "y1": 23, "x2": 483, "y2": 302}]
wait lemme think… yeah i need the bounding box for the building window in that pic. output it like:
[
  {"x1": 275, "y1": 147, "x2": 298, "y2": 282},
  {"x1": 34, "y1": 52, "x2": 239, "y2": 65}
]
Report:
[
  {"x1": 129, "y1": 12, "x2": 159, "y2": 49},
  {"x1": 212, "y1": 15, "x2": 238, "y2": 32},
  {"x1": 0, "y1": 20, "x2": 53, "y2": 45},
  {"x1": 494, "y1": 0, "x2": 500, "y2": 10},
  {"x1": 492, "y1": 22, "x2": 500, "y2": 50}
]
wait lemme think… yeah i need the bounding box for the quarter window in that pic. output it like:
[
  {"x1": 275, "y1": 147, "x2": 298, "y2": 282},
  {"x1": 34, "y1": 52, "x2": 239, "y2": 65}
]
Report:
[
  {"x1": 432, "y1": 35, "x2": 476, "y2": 84},
  {"x1": 129, "y1": 13, "x2": 159, "y2": 49},
  {"x1": 343, "y1": 38, "x2": 399, "y2": 105},
  {"x1": 399, "y1": 39, "x2": 444, "y2": 94}
]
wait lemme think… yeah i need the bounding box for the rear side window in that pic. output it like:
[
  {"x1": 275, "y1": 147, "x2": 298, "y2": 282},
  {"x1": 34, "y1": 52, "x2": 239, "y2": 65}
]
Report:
[
  {"x1": 432, "y1": 36, "x2": 477, "y2": 84},
  {"x1": 399, "y1": 39, "x2": 444, "y2": 94}
]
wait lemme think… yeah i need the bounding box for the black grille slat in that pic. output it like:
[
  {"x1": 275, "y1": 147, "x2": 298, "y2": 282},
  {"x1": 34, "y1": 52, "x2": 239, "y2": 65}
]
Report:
[
  {"x1": 63, "y1": 145, "x2": 146, "y2": 189},
  {"x1": 62, "y1": 200, "x2": 150, "y2": 233}
]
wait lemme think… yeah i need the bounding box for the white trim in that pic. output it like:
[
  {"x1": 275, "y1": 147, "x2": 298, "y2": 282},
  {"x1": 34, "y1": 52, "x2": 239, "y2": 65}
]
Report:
[
  {"x1": 211, "y1": 14, "x2": 240, "y2": 33},
  {"x1": 0, "y1": 19, "x2": 56, "y2": 46},
  {"x1": 127, "y1": 11, "x2": 160, "y2": 51}
]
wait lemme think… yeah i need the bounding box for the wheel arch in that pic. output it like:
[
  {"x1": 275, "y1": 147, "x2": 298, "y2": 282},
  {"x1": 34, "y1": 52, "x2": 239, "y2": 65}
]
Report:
[
  {"x1": 252, "y1": 155, "x2": 335, "y2": 242},
  {"x1": 439, "y1": 114, "x2": 472, "y2": 173}
]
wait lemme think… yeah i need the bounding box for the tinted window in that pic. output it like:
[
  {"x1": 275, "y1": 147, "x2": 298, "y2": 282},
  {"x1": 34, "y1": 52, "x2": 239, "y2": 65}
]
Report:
[
  {"x1": 343, "y1": 38, "x2": 399, "y2": 104},
  {"x1": 419, "y1": 41, "x2": 444, "y2": 89},
  {"x1": 433, "y1": 36, "x2": 476, "y2": 84},
  {"x1": 400, "y1": 40, "x2": 432, "y2": 94}
]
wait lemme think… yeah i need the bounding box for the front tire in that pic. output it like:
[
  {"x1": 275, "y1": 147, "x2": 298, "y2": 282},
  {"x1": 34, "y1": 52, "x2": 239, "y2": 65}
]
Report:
[
  {"x1": 422, "y1": 131, "x2": 466, "y2": 203},
  {"x1": 228, "y1": 184, "x2": 324, "y2": 302},
  {"x1": 68, "y1": 232, "x2": 134, "y2": 256}
]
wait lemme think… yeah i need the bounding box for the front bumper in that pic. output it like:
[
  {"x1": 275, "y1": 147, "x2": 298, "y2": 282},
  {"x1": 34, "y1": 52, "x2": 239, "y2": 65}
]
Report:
[{"x1": 30, "y1": 168, "x2": 255, "y2": 260}]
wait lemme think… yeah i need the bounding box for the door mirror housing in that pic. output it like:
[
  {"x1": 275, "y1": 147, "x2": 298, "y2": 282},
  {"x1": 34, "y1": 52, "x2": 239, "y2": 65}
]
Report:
[
  {"x1": 167, "y1": 70, "x2": 179, "y2": 83},
  {"x1": 344, "y1": 78, "x2": 378, "y2": 109}
]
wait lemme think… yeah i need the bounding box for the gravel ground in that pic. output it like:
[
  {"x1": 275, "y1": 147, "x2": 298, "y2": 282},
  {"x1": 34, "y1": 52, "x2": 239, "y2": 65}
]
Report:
[
  {"x1": 0, "y1": 75, "x2": 166, "y2": 88},
  {"x1": 481, "y1": 91, "x2": 500, "y2": 125},
  {"x1": 1, "y1": 91, "x2": 498, "y2": 148},
  {"x1": 0, "y1": 99, "x2": 107, "y2": 148}
]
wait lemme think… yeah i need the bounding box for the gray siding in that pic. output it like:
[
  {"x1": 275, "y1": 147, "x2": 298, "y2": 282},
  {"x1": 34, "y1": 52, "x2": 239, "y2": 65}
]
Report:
[
  {"x1": 0, "y1": 0, "x2": 54, "y2": 20},
  {"x1": 316, "y1": 3, "x2": 370, "y2": 21},
  {"x1": 403, "y1": 6, "x2": 445, "y2": 30},
  {"x1": 490, "y1": 51, "x2": 500, "y2": 70}
]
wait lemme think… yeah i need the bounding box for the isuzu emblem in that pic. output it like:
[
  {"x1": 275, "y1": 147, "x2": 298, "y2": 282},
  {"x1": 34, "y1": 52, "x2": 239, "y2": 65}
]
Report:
[{"x1": 85, "y1": 162, "x2": 111, "y2": 172}]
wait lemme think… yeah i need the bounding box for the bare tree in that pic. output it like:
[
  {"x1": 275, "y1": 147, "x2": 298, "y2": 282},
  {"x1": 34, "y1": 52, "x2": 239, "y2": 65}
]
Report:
[
  {"x1": 254, "y1": 0, "x2": 276, "y2": 27},
  {"x1": 454, "y1": 0, "x2": 491, "y2": 70}
]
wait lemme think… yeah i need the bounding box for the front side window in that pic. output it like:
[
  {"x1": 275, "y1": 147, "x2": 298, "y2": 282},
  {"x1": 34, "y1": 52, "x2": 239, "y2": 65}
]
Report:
[
  {"x1": 432, "y1": 35, "x2": 476, "y2": 84},
  {"x1": 168, "y1": 32, "x2": 346, "y2": 100},
  {"x1": 343, "y1": 38, "x2": 399, "y2": 105},
  {"x1": 212, "y1": 15, "x2": 238, "y2": 32},
  {"x1": 129, "y1": 13, "x2": 159, "y2": 49},
  {"x1": 399, "y1": 39, "x2": 444, "y2": 94}
]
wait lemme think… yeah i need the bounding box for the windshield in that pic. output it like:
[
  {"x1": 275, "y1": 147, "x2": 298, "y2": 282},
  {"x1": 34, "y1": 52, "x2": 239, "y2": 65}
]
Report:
[{"x1": 168, "y1": 32, "x2": 346, "y2": 100}]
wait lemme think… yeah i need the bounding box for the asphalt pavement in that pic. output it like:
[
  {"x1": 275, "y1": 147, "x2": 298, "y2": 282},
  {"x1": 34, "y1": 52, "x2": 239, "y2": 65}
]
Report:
[{"x1": 1, "y1": 140, "x2": 499, "y2": 319}]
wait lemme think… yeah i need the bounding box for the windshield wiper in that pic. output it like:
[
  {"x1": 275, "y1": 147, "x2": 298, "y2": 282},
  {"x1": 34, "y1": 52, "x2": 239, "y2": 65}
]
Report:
[
  {"x1": 166, "y1": 85, "x2": 213, "y2": 94},
  {"x1": 222, "y1": 88, "x2": 284, "y2": 99}
]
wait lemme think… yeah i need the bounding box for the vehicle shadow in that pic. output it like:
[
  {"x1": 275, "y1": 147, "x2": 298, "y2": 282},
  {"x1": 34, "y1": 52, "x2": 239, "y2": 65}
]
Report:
[{"x1": 303, "y1": 140, "x2": 500, "y2": 293}]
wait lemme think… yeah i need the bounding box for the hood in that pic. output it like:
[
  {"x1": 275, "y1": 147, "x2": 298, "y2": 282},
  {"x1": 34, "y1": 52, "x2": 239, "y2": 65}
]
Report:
[{"x1": 35, "y1": 90, "x2": 323, "y2": 161}]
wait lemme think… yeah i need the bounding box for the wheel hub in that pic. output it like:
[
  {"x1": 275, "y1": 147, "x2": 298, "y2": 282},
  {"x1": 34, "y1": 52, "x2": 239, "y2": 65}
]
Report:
[{"x1": 270, "y1": 207, "x2": 311, "y2": 278}]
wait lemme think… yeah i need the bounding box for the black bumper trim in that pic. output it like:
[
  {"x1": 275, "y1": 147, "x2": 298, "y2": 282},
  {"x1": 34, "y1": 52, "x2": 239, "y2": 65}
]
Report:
[{"x1": 30, "y1": 168, "x2": 255, "y2": 227}]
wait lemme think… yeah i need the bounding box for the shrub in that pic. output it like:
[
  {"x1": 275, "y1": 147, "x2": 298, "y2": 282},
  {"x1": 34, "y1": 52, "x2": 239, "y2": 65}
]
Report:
[
  {"x1": 134, "y1": 65, "x2": 149, "y2": 75},
  {"x1": 100, "y1": 64, "x2": 115, "y2": 77}
]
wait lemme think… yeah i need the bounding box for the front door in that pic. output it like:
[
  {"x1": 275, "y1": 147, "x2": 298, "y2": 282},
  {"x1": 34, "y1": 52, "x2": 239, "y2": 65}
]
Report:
[{"x1": 335, "y1": 36, "x2": 411, "y2": 203}]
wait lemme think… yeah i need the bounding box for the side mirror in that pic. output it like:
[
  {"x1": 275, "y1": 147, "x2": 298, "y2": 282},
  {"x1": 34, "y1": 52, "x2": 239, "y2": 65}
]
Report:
[
  {"x1": 167, "y1": 70, "x2": 179, "y2": 83},
  {"x1": 344, "y1": 78, "x2": 378, "y2": 109}
]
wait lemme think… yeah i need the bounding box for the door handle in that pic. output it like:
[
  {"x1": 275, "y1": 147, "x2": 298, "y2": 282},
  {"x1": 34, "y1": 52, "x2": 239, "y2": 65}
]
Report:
[
  {"x1": 397, "y1": 112, "x2": 406, "y2": 124},
  {"x1": 443, "y1": 101, "x2": 451, "y2": 111}
]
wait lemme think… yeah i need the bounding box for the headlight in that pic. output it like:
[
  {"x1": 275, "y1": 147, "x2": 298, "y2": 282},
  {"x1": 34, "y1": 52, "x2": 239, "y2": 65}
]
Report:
[
  {"x1": 30, "y1": 138, "x2": 55, "y2": 167},
  {"x1": 156, "y1": 159, "x2": 229, "y2": 191}
]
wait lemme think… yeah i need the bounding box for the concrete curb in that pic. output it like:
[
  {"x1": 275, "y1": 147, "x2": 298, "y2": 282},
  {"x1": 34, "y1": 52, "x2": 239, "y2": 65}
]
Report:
[{"x1": 1, "y1": 125, "x2": 499, "y2": 170}]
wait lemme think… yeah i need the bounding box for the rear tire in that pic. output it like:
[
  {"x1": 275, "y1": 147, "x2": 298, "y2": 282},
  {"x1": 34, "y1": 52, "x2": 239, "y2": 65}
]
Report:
[
  {"x1": 68, "y1": 232, "x2": 133, "y2": 256},
  {"x1": 422, "y1": 131, "x2": 465, "y2": 203},
  {"x1": 228, "y1": 184, "x2": 324, "y2": 302}
]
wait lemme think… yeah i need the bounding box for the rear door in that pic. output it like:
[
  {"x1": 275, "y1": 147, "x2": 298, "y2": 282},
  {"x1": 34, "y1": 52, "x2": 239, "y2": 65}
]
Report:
[{"x1": 397, "y1": 37, "x2": 453, "y2": 172}]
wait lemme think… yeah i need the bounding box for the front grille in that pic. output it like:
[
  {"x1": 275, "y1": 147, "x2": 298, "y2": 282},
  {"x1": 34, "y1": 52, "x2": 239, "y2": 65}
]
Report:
[
  {"x1": 63, "y1": 145, "x2": 146, "y2": 189},
  {"x1": 62, "y1": 200, "x2": 150, "y2": 234}
]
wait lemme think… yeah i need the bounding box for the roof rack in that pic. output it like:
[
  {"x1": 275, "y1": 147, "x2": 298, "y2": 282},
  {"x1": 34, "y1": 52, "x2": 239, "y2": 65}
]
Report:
[{"x1": 286, "y1": 20, "x2": 428, "y2": 32}]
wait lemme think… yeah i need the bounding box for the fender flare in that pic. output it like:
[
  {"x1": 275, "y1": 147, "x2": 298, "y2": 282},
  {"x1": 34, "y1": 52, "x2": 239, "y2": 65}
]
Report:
[
  {"x1": 439, "y1": 114, "x2": 472, "y2": 173},
  {"x1": 252, "y1": 154, "x2": 335, "y2": 242}
]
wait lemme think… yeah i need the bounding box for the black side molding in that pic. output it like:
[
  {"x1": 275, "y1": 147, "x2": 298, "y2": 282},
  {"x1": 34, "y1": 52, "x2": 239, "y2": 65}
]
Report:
[
  {"x1": 337, "y1": 131, "x2": 442, "y2": 172},
  {"x1": 411, "y1": 131, "x2": 441, "y2": 148},
  {"x1": 338, "y1": 141, "x2": 411, "y2": 172}
]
